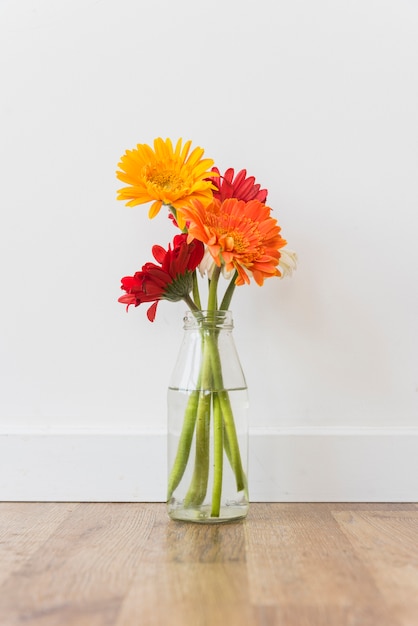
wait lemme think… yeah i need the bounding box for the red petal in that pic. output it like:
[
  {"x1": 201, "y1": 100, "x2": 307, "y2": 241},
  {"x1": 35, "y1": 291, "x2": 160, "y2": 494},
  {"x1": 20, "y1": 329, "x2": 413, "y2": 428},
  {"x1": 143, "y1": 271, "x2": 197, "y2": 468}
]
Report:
[
  {"x1": 147, "y1": 301, "x2": 159, "y2": 322},
  {"x1": 152, "y1": 245, "x2": 167, "y2": 264},
  {"x1": 232, "y1": 169, "x2": 247, "y2": 186}
]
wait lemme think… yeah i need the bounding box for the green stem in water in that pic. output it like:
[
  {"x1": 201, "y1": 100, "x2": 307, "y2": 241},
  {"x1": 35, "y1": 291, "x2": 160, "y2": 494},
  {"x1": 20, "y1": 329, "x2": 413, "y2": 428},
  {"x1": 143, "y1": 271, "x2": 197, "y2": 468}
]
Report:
[
  {"x1": 183, "y1": 337, "x2": 213, "y2": 507},
  {"x1": 167, "y1": 389, "x2": 200, "y2": 499},
  {"x1": 211, "y1": 393, "x2": 223, "y2": 517},
  {"x1": 183, "y1": 391, "x2": 211, "y2": 507},
  {"x1": 219, "y1": 390, "x2": 246, "y2": 493}
]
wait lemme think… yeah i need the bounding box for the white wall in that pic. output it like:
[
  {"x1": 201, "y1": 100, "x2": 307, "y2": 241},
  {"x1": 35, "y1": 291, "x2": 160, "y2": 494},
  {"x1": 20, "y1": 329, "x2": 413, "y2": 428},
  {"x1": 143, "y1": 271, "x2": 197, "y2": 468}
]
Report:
[{"x1": 1, "y1": 1, "x2": 417, "y2": 500}]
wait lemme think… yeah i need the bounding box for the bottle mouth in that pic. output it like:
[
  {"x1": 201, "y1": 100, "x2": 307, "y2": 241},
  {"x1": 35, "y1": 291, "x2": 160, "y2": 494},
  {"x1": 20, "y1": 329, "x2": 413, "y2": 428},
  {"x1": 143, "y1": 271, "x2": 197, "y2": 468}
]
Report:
[{"x1": 183, "y1": 310, "x2": 233, "y2": 330}]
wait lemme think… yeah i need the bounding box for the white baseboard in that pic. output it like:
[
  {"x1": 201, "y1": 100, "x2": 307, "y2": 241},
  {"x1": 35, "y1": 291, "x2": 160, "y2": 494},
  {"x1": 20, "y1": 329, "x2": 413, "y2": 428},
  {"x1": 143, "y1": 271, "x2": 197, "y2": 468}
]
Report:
[{"x1": 1, "y1": 428, "x2": 417, "y2": 502}]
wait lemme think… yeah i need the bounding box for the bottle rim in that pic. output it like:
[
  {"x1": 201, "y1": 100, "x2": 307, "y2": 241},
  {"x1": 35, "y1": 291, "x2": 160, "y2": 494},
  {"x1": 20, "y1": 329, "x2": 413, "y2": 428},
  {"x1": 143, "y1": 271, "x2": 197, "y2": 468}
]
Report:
[{"x1": 183, "y1": 310, "x2": 233, "y2": 329}]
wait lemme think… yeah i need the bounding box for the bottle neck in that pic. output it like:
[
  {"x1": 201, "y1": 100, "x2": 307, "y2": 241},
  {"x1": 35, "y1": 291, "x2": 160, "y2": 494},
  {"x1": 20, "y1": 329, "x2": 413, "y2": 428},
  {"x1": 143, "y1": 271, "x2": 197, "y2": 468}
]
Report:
[{"x1": 183, "y1": 310, "x2": 233, "y2": 331}]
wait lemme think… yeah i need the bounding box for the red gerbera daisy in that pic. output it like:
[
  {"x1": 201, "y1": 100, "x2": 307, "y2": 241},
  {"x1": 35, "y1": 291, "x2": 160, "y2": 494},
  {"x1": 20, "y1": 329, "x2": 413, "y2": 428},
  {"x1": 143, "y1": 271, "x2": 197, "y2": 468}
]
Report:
[
  {"x1": 118, "y1": 234, "x2": 204, "y2": 321},
  {"x1": 207, "y1": 167, "x2": 268, "y2": 203}
]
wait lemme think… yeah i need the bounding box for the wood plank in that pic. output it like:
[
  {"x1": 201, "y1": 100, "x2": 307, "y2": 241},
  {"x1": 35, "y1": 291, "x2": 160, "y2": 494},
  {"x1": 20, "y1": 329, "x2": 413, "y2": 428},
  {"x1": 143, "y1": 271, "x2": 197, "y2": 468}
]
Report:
[
  {"x1": 333, "y1": 508, "x2": 418, "y2": 626},
  {"x1": 0, "y1": 503, "x2": 157, "y2": 625},
  {"x1": 245, "y1": 503, "x2": 401, "y2": 625},
  {"x1": 0, "y1": 502, "x2": 78, "y2": 586}
]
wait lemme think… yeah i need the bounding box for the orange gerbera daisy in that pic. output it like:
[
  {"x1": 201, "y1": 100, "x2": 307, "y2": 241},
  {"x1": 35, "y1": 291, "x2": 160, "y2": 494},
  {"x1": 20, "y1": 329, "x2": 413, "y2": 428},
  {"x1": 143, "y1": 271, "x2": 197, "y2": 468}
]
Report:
[
  {"x1": 179, "y1": 198, "x2": 287, "y2": 286},
  {"x1": 116, "y1": 137, "x2": 217, "y2": 227}
]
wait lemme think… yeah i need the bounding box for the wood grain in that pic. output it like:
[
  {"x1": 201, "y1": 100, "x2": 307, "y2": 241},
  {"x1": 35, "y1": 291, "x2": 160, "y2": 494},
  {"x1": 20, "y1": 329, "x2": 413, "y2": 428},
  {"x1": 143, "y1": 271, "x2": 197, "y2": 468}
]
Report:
[{"x1": 0, "y1": 503, "x2": 416, "y2": 625}]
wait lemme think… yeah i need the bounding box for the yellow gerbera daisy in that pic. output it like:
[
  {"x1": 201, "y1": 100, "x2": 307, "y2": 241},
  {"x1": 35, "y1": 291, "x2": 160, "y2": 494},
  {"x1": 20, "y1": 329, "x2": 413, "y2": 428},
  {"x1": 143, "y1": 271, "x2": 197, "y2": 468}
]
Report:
[{"x1": 116, "y1": 137, "x2": 217, "y2": 227}]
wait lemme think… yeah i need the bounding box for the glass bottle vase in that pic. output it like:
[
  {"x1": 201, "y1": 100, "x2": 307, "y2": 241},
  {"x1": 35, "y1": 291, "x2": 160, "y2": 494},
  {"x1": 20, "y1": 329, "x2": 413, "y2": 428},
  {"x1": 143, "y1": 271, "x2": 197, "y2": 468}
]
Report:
[{"x1": 167, "y1": 310, "x2": 249, "y2": 523}]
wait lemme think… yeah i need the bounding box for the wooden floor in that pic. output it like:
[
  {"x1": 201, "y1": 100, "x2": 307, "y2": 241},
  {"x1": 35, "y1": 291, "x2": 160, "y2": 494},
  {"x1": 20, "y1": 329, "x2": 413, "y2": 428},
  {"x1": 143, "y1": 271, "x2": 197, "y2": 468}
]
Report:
[{"x1": 0, "y1": 503, "x2": 417, "y2": 625}]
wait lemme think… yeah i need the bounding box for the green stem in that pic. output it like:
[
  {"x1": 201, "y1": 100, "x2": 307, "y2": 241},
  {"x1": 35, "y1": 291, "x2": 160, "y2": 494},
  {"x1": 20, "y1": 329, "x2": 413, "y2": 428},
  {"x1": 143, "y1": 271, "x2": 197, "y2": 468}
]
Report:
[
  {"x1": 183, "y1": 293, "x2": 200, "y2": 313},
  {"x1": 183, "y1": 391, "x2": 211, "y2": 506},
  {"x1": 211, "y1": 393, "x2": 223, "y2": 517},
  {"x1": 192, "y1": 271, "x2": 201, "y2": 310},
  {"x1": 218, "y1": 391, "x2": 246, "y2": 492},
  {"x1": 219, "y1": 271, "x2": 238, "y2": 310},
  {"x1": 207, "y1": 335, "x2": 246, "y2": 493},
  {"x1": 183, "y1": 337, "x2": 213, "y2": 506},
  {"x1": 167, "y1": 389, "x2": 200, "y2": 499}
]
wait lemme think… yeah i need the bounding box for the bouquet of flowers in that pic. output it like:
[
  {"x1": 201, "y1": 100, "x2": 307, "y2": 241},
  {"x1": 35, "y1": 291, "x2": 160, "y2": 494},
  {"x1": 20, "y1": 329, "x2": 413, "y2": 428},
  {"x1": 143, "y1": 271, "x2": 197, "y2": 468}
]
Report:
[{"x1": 116, "y1": 137, "x2": 296, "y2": 520}]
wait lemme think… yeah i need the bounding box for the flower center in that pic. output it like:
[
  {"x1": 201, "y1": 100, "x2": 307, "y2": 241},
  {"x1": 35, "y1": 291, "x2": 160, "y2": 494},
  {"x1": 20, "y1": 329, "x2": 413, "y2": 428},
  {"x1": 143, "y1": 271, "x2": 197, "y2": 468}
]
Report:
[
  {"x1": 222, "y1": 231, "x2": 246, "y2": 253},
  {"x1": 146, "y1": 168, "x2": 185, "y2": 193}
]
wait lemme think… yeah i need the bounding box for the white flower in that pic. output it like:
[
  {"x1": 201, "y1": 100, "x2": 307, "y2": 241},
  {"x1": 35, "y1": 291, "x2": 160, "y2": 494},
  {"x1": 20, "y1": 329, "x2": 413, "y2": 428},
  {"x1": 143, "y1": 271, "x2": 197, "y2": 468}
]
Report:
[
  {"x1": 198, "y1": 247, "x2": 215, "y2": 278},
  {"x1": 198, "y1": 247, "x2": 235, "y2": 280},
  {"x1": 199, "y1": 245, "x2": 297, "y2": 281},
  {"x1": 279, "y1": 249, "x2": 298, "y2": 278}
]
